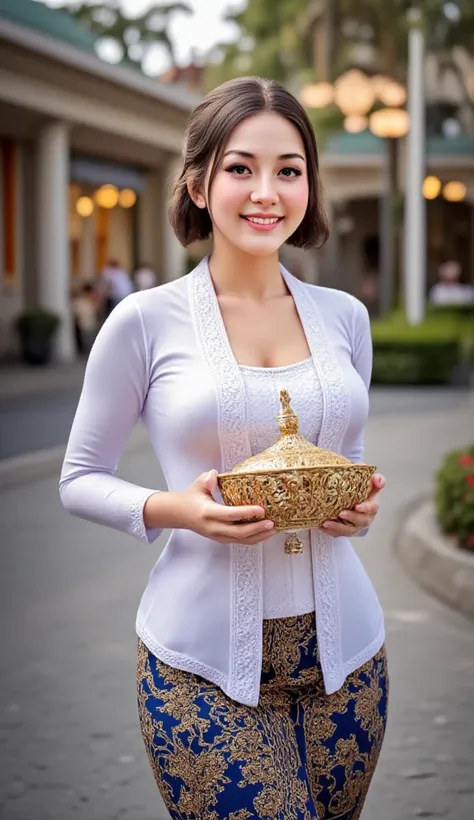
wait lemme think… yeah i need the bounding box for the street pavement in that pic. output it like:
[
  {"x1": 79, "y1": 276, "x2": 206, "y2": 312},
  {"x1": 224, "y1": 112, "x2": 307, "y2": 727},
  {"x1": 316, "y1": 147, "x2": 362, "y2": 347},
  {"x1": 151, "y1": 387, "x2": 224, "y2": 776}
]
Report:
[
  {"x1": 0, "y1": 388, "x2": 82, "y2": 461},
  {"x1": 1, "y1": 388, "x2": 474, "y2": 820}
]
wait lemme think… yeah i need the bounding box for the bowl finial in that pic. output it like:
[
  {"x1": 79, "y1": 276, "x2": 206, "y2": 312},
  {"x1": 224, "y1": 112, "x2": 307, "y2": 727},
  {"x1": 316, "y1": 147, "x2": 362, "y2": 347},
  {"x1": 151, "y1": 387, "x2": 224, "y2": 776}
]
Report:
[{"x1": 278, "y1": 389, "x2": 299, "y2": 436}]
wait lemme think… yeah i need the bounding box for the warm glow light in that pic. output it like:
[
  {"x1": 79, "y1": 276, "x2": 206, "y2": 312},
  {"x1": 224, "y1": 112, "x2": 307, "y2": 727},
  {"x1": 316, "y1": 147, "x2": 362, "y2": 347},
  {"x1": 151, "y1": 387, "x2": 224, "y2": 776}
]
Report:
[
  {"x1": 371, "y1": 74, "x2": 392, "y2": 97},
  {"x1": 343, "y1": 115, "x2": 368, "y2": 133},
  {"x1": 95, "y1": 184, "x2": 119, "y2": 209},
  {"x1": 422, "y1": 175, "x2": 442, "y2": 199},
  {"x1": 300, "y1": 82, "x2": 334, "y2": 108},
  {"x1": 118, "y1": 188, "x2": 137, "y2": 208},
  {"x1": 76, "y1": 196, "x2": 94, "y2": 217},
  {"x1": 369, "y1": 107, "x2": 409, "y2": 138},
  {"x1": 443, "y1": 181, "x2": 467, "y2": 202},
  {"x1": 467, "y1": 70, "x2": 474, "y2": 101},
  {"x1": 334, "y1": 69, "x2": 376, "y2": 116},
  {"x1": 378, "y1": 81, "x2": 407, "y2": 108}
]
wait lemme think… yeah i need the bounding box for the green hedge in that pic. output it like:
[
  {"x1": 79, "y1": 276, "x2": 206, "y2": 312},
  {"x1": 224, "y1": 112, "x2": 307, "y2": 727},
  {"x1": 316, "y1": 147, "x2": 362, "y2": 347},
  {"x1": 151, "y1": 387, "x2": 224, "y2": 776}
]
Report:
[
  {"x1": 435, "y1": 444, "x2": 474, "y2": 551},
  {"x1": 371, "y1": 311, "x2": 472, "y2": 385},
  {"x1": 427, "y1": 303, "x2": 474, "y2": 321}
]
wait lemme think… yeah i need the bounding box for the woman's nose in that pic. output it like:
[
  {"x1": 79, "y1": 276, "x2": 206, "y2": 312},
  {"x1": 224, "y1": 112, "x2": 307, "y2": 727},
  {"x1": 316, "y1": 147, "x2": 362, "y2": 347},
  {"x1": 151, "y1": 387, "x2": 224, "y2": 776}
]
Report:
[{"x1": 250, "y1": 177, "x2": 279, "y2": 206}]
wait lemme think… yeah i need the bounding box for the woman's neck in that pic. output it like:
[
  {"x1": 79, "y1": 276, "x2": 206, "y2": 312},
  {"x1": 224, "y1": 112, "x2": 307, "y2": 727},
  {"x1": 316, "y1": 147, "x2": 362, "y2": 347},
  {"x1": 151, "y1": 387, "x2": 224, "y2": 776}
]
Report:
[{"x1": 208, "y1": 244, "x2": 287, "y2": 302}]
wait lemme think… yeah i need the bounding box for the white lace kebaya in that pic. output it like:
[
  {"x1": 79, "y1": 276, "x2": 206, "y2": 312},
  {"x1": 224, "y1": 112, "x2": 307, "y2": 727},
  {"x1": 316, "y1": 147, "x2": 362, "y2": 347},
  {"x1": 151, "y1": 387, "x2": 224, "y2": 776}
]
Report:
[{"x1": 59, "y1": 257, "x2": 385, "y2": 707}]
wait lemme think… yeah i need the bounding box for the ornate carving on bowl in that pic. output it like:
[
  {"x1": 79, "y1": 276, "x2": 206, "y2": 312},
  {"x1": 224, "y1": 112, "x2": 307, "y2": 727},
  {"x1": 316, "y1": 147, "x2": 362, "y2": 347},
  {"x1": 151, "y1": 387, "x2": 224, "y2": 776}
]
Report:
[{"x1": 217, "y1": 389, "x2": 375, "y2": 547}]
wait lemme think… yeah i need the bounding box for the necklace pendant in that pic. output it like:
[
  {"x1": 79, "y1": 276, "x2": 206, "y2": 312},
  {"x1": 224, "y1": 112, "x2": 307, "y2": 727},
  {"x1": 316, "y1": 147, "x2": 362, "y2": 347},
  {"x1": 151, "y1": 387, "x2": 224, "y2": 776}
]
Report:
[{"x1": 284, "y1": 534, "x2": 304, "y2": 555}]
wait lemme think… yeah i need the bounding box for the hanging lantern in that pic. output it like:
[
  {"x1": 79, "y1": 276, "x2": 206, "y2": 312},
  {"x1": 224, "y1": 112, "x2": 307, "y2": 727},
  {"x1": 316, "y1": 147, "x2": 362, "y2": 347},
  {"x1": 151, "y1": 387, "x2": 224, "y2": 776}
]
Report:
[
  {"x1": 371, "y1": 74, "x2": 392, "y2": 98},
  {"x1": 369, "y1": 108, "x2": 409, "y2": 139},
  {"x1": 334, "y1": 69, "x2": 376, "y2": 116},
  {"x1": 378, "y1": 81, "x2": 407, "y2": 108},
  {"x1": 422, "y1": 176, "x2": 441, "y2": 200},
  {"x1": 118, "y1": 188, "x2": 137, "y2": 208},
  {"x1": 76, "y1": 196, "x2": 94, "y2": 217},
  {"x1": 95, "y1": 184, "x2": 119, "y2": 209},
  {"x1": 343, "y1": 115, "x2": 368, "y2": 133},
  {"x1": 300, "y1": 82, "x2": 334, "y2": 109},
  {"x1": 443, "y1": 181, "x2": 467, "y2": 202}
]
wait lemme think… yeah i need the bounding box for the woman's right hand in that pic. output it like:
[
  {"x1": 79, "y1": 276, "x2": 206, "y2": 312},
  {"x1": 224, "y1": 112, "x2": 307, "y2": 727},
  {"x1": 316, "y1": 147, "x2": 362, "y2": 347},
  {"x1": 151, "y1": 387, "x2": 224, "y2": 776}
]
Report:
[{"x1": 175, "y1": 469, "x2": 276, "y2": 544}]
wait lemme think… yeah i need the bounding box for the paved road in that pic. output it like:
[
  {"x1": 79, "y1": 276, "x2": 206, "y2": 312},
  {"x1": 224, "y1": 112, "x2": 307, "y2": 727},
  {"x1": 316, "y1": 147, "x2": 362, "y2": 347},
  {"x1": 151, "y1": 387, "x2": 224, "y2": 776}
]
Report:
[
  {"x1": 0, "y1": 388, "x2": 81, "y2": 461},
  {"x1": 0, "y1": 383, "x2": 471, "y2": 461},
  {"x1": 1, "y1": 390, "x2": 473, "y2": 819}
]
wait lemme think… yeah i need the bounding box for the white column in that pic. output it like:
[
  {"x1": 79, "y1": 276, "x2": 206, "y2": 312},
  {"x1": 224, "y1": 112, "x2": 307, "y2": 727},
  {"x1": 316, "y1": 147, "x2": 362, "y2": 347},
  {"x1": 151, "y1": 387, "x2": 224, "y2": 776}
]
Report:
[
  {"x1": 470, "y1": 204, "x2": 474, "y2": 286},
  {"x1": 403, "y1": 19, "x2": 426, "y2": 325},
  {"x1": 79, "y1": 212, "x2": 95, "y2": 282},
  {"x1": 161, "y1": 155, "x2": 186, "y2": 282},
  {"x1": 37, "y1": 121, "x2": 74, "y2": 361},
  {"x1": 138, "y1": 170, "x2": 160, "y2": 271}
]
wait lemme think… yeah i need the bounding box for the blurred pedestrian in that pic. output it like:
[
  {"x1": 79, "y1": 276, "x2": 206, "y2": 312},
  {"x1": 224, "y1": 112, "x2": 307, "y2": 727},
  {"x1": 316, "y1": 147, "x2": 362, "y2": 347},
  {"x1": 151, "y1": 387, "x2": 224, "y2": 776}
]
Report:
[
  {"x1": 360, "y1": 273, "x2": 380, "y2": 316},
  {"x1": 72, "y1": 283, "x2": 100, "y2": 355},
  {"x1": 100, "y1": 258, "x2": 134, "y2": 317},
  {"x1": 60, "y1": 77, "x2": 388, "y2": 819},
  {"x1": 134, "y1": 262, "x2": 157, "y2": 291},
  {"x1": 429, "y1": 260, "x2": 474, "y2": 306}
]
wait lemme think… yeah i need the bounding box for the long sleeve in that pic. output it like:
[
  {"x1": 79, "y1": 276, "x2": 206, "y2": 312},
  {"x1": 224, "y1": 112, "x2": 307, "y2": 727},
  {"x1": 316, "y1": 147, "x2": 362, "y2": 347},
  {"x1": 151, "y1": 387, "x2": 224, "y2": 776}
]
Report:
[
  {"x1": 348, "y1": 295, "x2": 373, "y2": 536},
  {"x1": 59, "y1": 295, "x2": 162, "y2": 544},
  {"x1": 351, "y1": 297, "x2": 373, "y2": 398},
  {"x1": 345, "y1": 295, "x2": 372, "y2": 464}
]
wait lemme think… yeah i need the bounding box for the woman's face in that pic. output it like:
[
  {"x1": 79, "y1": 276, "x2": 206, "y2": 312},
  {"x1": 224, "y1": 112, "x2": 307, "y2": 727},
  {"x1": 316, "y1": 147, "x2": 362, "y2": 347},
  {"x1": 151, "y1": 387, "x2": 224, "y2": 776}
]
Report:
[{"x1": 203, "y1": 112, "x2": 309, "y2": 257}]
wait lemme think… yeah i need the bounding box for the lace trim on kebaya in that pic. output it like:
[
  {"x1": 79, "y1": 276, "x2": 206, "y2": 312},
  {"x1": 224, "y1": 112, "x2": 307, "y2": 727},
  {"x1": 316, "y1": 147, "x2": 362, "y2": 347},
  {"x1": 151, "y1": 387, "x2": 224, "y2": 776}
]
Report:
[
  {"x1": 343, "y1": 623, "x2": 386, "y2": 682},
  {"x1": 137, "y1": 621, "x2": 228, "y2": 693},
  {"x1": 129, "y1": 490, "x2": 156, "y2": 543},
  {"x1": 280, "y1": 267, "x2": 351, "y2": 695},
  {"x1": 190, "y1": 259, "x2": 263, "y2": 706}
]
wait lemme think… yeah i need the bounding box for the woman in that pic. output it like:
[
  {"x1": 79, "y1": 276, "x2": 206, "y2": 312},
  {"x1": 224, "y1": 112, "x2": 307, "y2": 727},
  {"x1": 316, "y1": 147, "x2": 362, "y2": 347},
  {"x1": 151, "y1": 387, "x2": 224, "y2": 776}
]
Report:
[{"x1": 60, "y1": 77, "x2": 388, "y2": 819}]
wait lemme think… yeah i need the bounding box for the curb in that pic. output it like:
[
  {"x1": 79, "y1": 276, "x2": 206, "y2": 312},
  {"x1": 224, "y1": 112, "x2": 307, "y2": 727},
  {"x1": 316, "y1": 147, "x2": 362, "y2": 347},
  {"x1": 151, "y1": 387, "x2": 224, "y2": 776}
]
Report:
[
  {"x1": 395, "y1": 497, "x2": 474, "y2": 622},
  {"x1": 0, "y1": 425, "x2": 150, "y2": 493}
]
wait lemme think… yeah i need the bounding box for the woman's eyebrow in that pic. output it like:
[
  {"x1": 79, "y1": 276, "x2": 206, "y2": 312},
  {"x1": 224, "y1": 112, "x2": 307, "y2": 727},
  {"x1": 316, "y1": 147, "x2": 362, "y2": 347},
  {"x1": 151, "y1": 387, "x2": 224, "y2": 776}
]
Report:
[{"x1": 223, "y1": 150, "x2": 306, "y2": 162}]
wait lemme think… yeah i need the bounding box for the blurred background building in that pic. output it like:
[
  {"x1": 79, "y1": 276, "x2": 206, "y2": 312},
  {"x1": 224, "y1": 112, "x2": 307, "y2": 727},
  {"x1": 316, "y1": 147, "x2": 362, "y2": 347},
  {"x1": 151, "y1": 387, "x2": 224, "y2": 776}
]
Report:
[
  {"x1": 1, "y1": 0, "x2": 473, "y2": 366},
  {"x1": 0, "y1": 0, "x2": 198, "y2": 360},
  {"x1": 304, "y1": 4, "x2": 474, "y2": 304}
]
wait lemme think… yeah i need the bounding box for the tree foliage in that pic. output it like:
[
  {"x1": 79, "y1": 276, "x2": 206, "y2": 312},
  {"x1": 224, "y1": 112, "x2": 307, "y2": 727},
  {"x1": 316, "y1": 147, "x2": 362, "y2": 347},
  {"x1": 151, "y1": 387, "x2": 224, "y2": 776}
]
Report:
[
  {"x1": 205, "y1": 0, "x2": 313, "y2": 89},
  {"x1": 56, "y1": 1, "x2": 192, "y2": 69},
  {"x1": 208, "y1": 0, "x2": 474, "y2": 88},
  {"x1": 335, "y1": 0, "x2": 474, "y2": 77}
]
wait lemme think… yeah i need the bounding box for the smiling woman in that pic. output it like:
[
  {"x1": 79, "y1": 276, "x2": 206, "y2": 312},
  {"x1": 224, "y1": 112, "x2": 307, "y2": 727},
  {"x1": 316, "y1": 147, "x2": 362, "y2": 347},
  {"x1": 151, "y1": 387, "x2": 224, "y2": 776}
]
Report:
[
  {"x1": 168, "y1": 77, "x2": 328, "y2": 252},
  {"x1": 60, "y1": 76, "x2": 388, "y2": 819}
]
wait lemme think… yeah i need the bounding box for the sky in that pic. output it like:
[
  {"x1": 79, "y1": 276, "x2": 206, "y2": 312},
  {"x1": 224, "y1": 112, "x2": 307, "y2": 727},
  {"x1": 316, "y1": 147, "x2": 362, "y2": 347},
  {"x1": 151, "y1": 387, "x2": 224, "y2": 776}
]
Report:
[{"x1": 42, "y1": 0, "x2": 244, "y2": 74}]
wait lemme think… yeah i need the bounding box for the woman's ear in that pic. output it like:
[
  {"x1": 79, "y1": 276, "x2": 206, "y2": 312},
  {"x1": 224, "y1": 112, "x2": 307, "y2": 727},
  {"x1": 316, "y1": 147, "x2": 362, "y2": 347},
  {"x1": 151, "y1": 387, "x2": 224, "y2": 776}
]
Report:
[{"x1": 187, "y1": 177, "x2": 206, "y2": 210}]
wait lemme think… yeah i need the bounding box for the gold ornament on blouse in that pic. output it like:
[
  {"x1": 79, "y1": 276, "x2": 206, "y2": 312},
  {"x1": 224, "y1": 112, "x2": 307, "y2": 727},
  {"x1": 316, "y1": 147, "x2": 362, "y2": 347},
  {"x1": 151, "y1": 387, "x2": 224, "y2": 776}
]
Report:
[{"x1": 217, "y1": 389, "x2": 376, "y2": 554}]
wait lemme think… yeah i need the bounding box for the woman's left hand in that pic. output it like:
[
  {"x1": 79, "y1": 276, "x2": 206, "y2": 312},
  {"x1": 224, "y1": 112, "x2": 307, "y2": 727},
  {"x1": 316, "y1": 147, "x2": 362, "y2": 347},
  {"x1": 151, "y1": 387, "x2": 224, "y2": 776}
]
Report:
[{"x1": 320, "y1": 473, "x2": 386, "y2": 537}]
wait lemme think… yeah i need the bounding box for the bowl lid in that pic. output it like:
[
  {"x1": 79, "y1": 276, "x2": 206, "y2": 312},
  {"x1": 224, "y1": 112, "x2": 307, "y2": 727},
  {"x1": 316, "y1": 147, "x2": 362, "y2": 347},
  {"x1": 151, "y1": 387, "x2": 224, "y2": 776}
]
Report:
[{"x1": 229, "y1": 389, "x2": 352, "y2": 473}]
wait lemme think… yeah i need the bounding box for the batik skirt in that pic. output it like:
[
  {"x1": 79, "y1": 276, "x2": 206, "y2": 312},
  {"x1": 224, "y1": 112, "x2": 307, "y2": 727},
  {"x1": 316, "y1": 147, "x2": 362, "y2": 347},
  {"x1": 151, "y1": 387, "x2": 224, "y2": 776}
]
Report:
[{"x1": 137, "y1": 613, "x2": 388, "y2": 819}]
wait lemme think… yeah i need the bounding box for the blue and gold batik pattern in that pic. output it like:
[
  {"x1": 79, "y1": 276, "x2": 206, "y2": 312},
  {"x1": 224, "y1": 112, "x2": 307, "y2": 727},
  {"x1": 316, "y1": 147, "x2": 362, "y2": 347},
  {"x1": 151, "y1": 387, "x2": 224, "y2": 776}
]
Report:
[{"x1": 137, "y1": 613, "x2": 388, "y2": 819}]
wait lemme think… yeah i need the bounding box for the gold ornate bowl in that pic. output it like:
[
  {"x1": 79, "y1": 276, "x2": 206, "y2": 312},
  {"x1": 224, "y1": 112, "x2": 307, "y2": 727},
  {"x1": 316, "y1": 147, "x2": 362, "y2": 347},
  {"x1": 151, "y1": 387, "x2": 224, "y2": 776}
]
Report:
[{"x1": 217, "y1": 389, "x2": 376, "y2": 553}]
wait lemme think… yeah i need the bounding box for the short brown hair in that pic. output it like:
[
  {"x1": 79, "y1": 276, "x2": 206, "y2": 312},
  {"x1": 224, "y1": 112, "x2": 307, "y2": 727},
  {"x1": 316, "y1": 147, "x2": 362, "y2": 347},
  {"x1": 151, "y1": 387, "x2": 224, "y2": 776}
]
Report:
[{"x1": 168, "y1": 76, "x2": 329, "y2": 250}]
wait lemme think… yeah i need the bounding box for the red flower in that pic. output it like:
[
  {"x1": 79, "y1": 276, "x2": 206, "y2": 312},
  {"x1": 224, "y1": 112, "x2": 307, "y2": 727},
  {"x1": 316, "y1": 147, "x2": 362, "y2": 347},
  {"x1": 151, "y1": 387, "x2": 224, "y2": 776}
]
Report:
[
  {"x1": 467, "y1": 475, "x2": 474, "y2": 487},
  {"x1": 458, "y1": 454, "x2": 474, "y2": 467}
]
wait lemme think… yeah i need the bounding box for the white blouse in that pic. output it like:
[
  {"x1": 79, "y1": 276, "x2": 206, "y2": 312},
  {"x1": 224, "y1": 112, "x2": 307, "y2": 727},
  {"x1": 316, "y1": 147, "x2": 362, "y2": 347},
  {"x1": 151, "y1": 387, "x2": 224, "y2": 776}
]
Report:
[
  {"x1": 240, "y1": 358, "x2": 320, "y2": 619},
  {"x1": 60, "y1": 258, "x2": 385, "y2": 707}
]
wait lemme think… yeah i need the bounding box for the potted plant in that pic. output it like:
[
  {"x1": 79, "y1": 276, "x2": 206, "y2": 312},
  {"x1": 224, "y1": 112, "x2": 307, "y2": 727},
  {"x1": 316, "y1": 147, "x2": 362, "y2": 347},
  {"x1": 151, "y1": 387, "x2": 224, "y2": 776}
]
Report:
[{"x1": 15, "y1": 307, "x2": 60, "y2": 366}]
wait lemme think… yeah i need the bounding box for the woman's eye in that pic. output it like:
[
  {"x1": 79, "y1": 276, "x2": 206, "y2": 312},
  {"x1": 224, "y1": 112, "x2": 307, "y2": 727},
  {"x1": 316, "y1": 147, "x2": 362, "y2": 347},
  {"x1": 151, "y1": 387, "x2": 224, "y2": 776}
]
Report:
[
  {"x1": 227, "y1": 164, "x2": 250, "y2": 175},
  {"x1": 279, "y1": 167, "x2": 302, "y2": 177}
]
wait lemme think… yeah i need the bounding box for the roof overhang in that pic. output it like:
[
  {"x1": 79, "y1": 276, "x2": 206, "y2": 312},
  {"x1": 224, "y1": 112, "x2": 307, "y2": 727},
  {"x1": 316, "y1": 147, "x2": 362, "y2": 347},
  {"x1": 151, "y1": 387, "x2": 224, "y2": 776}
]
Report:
[
  {"x1": 0, "y1": 16, "x2": 201, "y2": 113},
  {"x1": 322, "y1": 130, "x2": 474, "y2": 170},
  {"x1": 0, "y1": 17, "x2": 200, "y2": 155}
]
